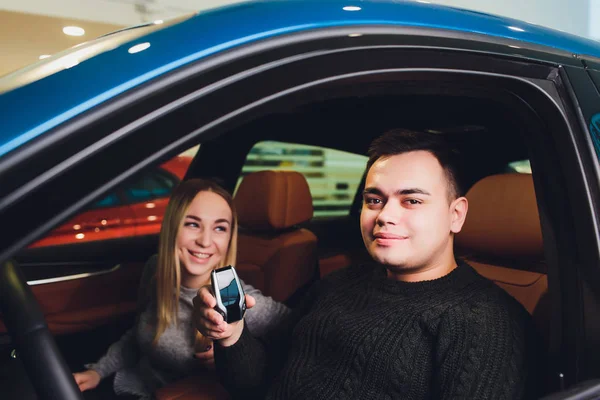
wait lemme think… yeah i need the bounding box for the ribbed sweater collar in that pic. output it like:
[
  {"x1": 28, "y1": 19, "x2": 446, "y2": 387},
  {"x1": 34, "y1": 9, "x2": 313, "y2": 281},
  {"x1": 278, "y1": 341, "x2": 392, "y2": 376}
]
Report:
[{"x1": 370, "y1": 259, "x2": 475, "y2": 296}]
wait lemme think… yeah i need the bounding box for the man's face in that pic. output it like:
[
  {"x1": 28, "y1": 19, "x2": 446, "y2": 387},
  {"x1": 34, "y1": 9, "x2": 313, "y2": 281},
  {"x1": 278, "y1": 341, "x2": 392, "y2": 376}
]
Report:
[{"x1": 360, "y1": 151, "x2": 467, "y2": 277}]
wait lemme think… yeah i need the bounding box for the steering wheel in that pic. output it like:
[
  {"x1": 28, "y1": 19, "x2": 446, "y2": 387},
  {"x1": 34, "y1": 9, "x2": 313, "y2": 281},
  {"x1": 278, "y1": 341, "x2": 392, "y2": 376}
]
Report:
[{"x1": 0, "y1": 260, "x2": 84, "y2": 400}]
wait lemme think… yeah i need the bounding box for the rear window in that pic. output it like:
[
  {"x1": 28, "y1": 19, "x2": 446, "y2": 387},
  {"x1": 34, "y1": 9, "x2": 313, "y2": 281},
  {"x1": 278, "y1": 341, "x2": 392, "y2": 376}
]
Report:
[
  {"x1": 237, "y1": 141, "x2": 367, "y2": 218},
  {"x1": 507, "y1": 160, "x2": 532, "y2": 173}
]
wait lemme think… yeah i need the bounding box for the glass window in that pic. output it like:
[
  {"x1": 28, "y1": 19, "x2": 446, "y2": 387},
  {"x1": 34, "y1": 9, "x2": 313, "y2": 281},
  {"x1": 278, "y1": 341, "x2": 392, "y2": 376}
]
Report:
[
  {"x1": 507, "y1": 160, "x2": 532, "y2": 173},
  {"x1": 124, "y1": 172, "x2": 172, "y2": 203},
  {"x1": 237, "y1": 141, "x2": 367, "y2": 218},
  {"x1": 91, "y1": 193, "x2": 120, "y2": 209},
  {"x1": 28, "y1": 145, "x2": 199, "y2": 249}
]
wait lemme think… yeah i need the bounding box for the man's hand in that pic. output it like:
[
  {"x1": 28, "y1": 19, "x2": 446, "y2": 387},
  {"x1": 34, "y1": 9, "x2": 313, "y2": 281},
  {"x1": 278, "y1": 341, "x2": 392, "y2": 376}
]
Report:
[
  {"x1": 194, "y1": 344, "x2": 215, "y2": 370},
  {"x1": 73, "y1": 369, "x2": 101, "y2": 392},
  {"x1": 192, "y1": 286, "x2": 256, "y2": 347}
]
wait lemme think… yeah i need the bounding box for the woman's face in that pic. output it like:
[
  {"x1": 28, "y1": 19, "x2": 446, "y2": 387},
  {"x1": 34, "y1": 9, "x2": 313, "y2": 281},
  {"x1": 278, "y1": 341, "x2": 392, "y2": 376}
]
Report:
[{"x1": 176, "y1": 190, "x2": 233, "y2": 288}]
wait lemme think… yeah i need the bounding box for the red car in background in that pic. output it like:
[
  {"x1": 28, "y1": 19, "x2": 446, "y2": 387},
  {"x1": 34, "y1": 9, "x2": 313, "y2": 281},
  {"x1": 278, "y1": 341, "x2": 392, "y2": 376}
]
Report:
[{"x1": 29, "y1": 155, "x2": 192, "y2": 248}]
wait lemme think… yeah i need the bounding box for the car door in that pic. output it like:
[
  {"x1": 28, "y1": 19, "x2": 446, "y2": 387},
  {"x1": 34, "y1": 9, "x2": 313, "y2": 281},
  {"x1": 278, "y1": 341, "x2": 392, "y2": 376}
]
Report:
[{"x1": 538, "y1": 58, "x2": 600, "y2": 400}]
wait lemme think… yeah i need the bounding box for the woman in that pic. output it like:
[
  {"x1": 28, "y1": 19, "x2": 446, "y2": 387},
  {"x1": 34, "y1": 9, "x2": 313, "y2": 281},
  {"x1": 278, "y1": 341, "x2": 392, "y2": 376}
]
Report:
[{"x1": 73, "y1": 179, "x2": 290, "y2": 399}]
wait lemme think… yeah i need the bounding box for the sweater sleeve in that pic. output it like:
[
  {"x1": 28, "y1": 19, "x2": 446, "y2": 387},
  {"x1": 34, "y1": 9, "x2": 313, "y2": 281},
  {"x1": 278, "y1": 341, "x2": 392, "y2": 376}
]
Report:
[
  {"x1": 85, "y1": 327, "x2": 139, "y2": 379},
  {"x1": 432, "y1": 296, "x2": 540, "y2": 400},
  {"x1": 242, "y1": 280, "x2": 291, "y2": 337},
  {"x1": 85, "y1": 255, "x2": 158, "y2": 379},
  {"x1": 215, "y1": 280, "x2": 320, "y2": 398}
]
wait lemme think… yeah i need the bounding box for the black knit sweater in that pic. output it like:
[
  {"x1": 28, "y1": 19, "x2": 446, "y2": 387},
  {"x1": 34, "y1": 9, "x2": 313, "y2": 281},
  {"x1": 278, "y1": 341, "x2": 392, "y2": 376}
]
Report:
[{"x1": 215, "y1": 261, "x2": 542, "y2": 399}]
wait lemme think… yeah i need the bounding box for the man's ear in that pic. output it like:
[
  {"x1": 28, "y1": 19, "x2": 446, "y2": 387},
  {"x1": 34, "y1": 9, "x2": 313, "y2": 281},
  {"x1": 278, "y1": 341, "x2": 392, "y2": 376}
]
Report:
[{"x1": 450, "y1": 196, "x2": 468, "y2": 234}]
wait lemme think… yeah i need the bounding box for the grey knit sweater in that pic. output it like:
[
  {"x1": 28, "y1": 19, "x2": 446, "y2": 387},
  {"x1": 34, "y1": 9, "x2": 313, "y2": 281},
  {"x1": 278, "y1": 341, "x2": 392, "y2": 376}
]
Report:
[{"x1": 86, "y1": 255, "x2": 290, "y2": 399}]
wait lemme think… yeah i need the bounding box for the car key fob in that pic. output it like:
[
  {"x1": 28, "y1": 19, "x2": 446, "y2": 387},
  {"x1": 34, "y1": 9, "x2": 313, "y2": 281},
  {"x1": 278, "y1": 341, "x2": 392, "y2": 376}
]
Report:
[{"x1": 210, "y1": 265, "x2": 246, "y2": 323}]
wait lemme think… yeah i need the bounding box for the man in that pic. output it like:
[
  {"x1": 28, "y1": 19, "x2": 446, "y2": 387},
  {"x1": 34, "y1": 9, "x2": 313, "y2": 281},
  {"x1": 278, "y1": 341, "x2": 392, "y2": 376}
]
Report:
[{"x1": 193, "y1": 129, "x2": 541, "y2": 399}]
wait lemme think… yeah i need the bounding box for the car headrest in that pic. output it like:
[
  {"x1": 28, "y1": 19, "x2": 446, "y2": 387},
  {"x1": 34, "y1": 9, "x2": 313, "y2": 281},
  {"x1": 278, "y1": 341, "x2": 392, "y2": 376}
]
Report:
[
  {"x1": 456, "y1": 173, "x2": 543, "y2": 258},
  {"x1": 234, "y1": 170, "x2": 313, "y2": 231}
]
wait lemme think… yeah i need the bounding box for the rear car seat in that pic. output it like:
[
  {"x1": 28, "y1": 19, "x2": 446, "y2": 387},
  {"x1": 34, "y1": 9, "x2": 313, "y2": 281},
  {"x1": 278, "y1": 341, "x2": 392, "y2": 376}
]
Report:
[
  {"x1": 455, "y1": 173, "x2": 550, "y2": 342},
  {"x1": 233, "y1": 170, "x2": 318, "y2": 302}
]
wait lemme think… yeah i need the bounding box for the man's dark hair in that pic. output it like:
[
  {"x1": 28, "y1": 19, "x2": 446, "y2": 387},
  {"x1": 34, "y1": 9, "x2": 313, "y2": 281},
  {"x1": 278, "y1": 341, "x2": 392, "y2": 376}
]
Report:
[{"x1": 367, "y1": 128, "x2": 464, "y2": 200}]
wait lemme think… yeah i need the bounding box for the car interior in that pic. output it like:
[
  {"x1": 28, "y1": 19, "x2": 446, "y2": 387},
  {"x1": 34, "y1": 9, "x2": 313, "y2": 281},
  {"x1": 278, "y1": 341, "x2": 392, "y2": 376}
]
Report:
[{"x1": 0, "y1": 58, "x2": 586, "y2": 399}]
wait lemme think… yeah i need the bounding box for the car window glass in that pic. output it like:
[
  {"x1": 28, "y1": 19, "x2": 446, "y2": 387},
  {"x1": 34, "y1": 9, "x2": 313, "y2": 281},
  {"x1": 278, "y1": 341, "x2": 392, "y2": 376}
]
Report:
[
  {"x1": 507, "y1": 160, "x2": 532, "y2": 173},
  {"x1": 91, "y1": 193, "x2": 120, "y2": 209},
  {"x1": 236, "y1": 141, "x2": 367, "y2": 218},
  {"x1": 27, "y1": 145, "x2": 199, "y2": 249},
  {"x1": 124, "y1": 172, "x2": 172, "y2": 203}
]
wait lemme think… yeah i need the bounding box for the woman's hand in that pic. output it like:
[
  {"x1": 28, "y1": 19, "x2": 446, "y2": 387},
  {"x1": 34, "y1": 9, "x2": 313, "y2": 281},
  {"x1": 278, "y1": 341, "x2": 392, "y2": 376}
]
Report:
[
  {"x1": 192, "y1": 286, "x2": 256, "y2": 347},
  {"x1": 73, "y1": 369, "x2": 101, "y2": 392}
]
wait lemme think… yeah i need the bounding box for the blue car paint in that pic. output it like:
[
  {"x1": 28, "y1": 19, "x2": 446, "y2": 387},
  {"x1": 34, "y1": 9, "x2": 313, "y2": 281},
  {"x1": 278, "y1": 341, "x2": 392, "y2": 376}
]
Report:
[{"x1": 1, "y1": 0, "x2": 600, "y2": 158}]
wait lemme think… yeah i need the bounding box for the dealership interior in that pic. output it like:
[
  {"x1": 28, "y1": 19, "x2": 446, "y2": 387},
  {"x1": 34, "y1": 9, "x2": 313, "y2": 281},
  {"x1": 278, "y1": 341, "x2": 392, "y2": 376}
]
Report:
[{"x1": 0, "y1": 0, "x2": 598, "y2": 78}]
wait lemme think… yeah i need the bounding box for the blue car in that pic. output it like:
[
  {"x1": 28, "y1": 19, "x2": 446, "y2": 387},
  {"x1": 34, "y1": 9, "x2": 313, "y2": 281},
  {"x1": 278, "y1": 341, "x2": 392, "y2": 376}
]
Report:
[{"x1": 1, "y1": 1, "x2": 599, "y2": 399}]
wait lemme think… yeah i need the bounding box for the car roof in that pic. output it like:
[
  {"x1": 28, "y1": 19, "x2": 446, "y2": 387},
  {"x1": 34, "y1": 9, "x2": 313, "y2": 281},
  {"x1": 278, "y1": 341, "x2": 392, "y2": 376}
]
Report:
[{"x1": 1, "y1": 0, "x2": 599, "y2": 159}]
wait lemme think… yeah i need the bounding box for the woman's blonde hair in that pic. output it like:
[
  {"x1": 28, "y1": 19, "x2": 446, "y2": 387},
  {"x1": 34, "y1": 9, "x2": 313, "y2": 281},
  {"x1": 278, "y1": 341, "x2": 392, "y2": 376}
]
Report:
[{"x1": 153, "y1": 178, "x2": 238, "y2": 346}]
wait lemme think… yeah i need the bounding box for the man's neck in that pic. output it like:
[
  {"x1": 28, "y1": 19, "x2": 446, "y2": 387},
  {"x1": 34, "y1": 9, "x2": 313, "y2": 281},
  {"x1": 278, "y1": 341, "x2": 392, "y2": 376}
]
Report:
[{"x1": 386, "y1": 258, "x2": 458, "y2": 282}]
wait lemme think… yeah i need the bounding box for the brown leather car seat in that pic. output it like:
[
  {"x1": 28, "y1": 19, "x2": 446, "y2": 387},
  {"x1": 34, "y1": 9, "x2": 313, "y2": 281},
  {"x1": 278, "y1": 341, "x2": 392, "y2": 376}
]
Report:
[
  {"x1": 233, "y1": 170, "x2": 318, "y2": 302},
  {"x1": 455, "y1": 173, "x2": 550, "y2": 341},
  {"x1": 155, "y1": 372, "x2": 230, "y2": 400}
]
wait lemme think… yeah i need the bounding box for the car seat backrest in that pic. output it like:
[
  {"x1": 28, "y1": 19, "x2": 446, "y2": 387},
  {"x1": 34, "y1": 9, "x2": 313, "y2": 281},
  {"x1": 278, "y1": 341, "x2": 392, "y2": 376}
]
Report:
[
  {"x1": 234, "y1": 170, "x2": 317, "y2": 302},
  {"x1": 455, "y1": 173, "x2": 549, "y2": 342}
]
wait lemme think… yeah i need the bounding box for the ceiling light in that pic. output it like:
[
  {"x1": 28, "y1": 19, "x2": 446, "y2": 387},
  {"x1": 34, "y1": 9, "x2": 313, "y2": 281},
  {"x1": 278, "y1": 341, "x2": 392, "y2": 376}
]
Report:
[
  {"x1": 39, "y1": 54, "x2": 51, "y2": 60},
  {"x1": 343, "y1": 6, "x2": 361, "y2": 11},
  {"x1": 63, "y1": 26, "x2": 85, "y2": 36},
  {"x1": 508, "y1": 26, "x2": 525, "y2": 32},
  {"x1": 128, "y1": 42, "x2": 151, "y2": 54},
  {"x1": 153, "y1": 20, "x2": 164, "y2": 24}
]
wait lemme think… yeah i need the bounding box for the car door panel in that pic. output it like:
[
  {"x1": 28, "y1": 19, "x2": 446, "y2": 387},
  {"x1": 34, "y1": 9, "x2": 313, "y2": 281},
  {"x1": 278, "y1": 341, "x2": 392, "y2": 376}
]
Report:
[
  {"x1": 0, "y1": 235, "x2": 159, "y2": 335},
  {"x1": 0, "y1": 261, "x2": 143, "y2": 335}
]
